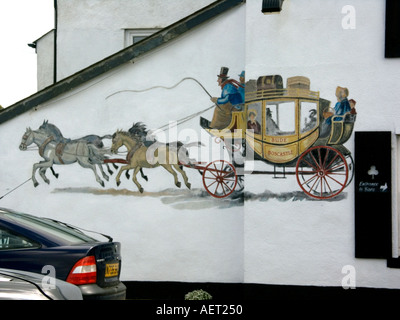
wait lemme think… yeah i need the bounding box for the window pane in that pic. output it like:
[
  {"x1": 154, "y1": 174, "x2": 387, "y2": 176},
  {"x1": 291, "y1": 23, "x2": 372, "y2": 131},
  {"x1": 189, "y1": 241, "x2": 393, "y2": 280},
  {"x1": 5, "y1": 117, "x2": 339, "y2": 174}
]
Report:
[
  {"x1": 266, "y1": 101, "x2": 296, "y2": 136},
  {"x1": 132, "y1": 36, "x2": 146, "y2": 44},
  {"x1": 0, "y1": 228, "x2": 39, "y2": 250},
  {"x1": 300, "y1": 101, "x2": 318, "y2": 133},
  {"x1": 125, "y1": 29, "x2": 160, "y2": 47}
]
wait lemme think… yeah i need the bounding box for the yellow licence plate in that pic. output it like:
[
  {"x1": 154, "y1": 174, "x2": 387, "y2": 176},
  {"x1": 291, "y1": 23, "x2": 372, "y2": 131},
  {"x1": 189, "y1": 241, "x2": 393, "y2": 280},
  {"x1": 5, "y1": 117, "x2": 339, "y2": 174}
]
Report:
[{"x1": 105, "y1": 263, "x2": 119, "y2": 278}]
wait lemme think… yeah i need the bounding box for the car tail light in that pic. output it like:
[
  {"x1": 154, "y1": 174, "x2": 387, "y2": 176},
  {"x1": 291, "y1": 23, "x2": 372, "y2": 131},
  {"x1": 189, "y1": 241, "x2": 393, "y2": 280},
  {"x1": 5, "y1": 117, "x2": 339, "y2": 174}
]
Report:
[{"x1": 66, "y1": 256, "x2": 97, "y2": 285}]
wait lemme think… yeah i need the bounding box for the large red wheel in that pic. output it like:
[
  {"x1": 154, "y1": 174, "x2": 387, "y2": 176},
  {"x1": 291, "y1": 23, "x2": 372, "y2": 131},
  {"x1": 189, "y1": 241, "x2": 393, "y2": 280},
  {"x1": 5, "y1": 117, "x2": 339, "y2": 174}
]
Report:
[
  {"x1": 296, "y1": 146, "x2": 349, "y2": 199},
  {"x1": 202, "y1": 160, "x2": 238, "y2": 198}
]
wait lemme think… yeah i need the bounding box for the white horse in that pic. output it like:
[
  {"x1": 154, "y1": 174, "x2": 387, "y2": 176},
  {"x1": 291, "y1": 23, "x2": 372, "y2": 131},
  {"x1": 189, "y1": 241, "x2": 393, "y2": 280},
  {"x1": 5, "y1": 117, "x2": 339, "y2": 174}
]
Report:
[{"x1": 19, "y1": 127, "x2": 108, "y2": 187}]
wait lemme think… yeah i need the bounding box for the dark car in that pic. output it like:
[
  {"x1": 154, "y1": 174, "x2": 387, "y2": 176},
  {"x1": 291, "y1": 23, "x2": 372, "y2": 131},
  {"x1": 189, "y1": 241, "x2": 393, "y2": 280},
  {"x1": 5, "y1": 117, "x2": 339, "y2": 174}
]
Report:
[
  {"x1": 0, "y1": 268, "x2": 83, "y2": 300},
  {"x1": 0, "y1": 207, "x2": 126, "y2": 300}
]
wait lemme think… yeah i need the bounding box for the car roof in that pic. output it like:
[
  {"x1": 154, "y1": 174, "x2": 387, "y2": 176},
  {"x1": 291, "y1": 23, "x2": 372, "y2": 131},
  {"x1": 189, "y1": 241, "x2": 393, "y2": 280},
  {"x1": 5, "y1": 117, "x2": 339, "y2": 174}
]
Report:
[{"x1": 0, "y1": 207, "x2": 100, "y2": 247}]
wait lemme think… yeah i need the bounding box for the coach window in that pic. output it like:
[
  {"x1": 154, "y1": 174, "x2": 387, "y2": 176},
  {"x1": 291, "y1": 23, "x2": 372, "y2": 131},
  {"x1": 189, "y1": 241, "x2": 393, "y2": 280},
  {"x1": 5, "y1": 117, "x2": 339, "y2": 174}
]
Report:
[{"x1": 265, "y1": 100, "x2": 296, "y2": 136}]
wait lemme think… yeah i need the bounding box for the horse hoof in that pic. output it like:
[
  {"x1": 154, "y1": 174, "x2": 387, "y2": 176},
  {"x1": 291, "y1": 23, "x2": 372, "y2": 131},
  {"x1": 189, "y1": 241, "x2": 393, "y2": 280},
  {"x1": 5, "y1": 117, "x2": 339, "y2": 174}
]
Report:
[
  {"x1": 187, "y1": 183, "x2": 191, "y2": 190},
  {"x1": 139, "y1": 188, "x2": 144, "y2": 193},
  {"x1": 144, "y1": 176, "x2": 148, "y2": 182},
  {"x1": 101, "y1": 181, "x2": 105, "y2": 188},
  {"x1": 33, "y1": 182, "x2": 39, "y2": 188},
  {"x1": 117, "y1": 181, "x2": 121, "y2": 187},
  {"x1": 176, "y1": 182, "x2": 181, "y2": 188}
]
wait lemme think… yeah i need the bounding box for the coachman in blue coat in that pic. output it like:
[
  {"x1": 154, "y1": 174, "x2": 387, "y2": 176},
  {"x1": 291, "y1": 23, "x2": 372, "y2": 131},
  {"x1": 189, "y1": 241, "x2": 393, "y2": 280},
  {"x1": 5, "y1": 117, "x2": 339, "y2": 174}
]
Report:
[{"x1": 210, "y1": 67, "x2": 244, "y2": 129}]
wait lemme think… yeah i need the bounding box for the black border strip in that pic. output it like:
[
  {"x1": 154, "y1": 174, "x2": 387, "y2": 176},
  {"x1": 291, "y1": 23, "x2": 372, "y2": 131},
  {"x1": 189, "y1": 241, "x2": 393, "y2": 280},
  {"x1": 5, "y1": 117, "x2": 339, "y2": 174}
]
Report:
[{"x1": 123, "y1": 281, "x2": 400, "y2": 300}]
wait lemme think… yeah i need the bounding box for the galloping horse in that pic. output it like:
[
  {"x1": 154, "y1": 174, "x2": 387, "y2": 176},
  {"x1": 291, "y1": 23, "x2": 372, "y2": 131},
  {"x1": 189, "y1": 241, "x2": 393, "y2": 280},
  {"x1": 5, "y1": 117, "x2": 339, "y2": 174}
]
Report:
[
  {"x1": 110, "y1": 130, "x2": 191, "y2": 193},
  {"x1": 39, "y1": 120, "x2": 116, "y2": 177},
  {"x1": 20, "y1": 127, "x2": 108, "y2": 187}
]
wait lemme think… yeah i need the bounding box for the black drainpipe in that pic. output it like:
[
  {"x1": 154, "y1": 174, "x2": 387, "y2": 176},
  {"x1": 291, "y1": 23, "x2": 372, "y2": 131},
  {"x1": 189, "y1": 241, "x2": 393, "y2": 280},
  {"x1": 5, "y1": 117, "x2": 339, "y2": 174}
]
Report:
[{"x1": 53, "y1": 0, "x2": 58, "y2": 84}]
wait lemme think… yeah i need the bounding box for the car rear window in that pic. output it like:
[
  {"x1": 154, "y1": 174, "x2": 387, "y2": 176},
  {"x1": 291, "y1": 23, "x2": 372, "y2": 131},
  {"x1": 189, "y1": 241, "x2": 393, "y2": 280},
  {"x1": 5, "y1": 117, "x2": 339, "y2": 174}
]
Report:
[
  {"x1": 4, "y1": 213, "x2": 98, "y2": 245},
  {"x1": 0, "y1": 228, "x2": 40, "y2": 250}
]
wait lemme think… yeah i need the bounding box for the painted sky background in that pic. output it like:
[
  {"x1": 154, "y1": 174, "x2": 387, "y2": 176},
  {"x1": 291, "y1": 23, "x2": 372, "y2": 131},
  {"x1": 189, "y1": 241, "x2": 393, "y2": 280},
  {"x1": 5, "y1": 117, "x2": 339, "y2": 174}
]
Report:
[{"x1": 0, "y1": 0, "x2": 54, "y2": 108}]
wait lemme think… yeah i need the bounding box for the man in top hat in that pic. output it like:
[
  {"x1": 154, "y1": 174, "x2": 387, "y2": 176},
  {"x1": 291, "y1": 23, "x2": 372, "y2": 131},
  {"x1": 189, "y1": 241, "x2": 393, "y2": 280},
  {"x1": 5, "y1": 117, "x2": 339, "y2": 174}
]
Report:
[{"x1": 210, "y1": 67, "x2": 244, "y2": 129}]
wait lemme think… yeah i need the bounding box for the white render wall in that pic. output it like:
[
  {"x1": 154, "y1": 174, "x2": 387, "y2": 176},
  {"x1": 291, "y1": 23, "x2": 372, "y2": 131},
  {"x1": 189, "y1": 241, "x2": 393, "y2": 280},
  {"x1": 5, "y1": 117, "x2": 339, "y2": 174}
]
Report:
[
  {"x1": 56, "y1": 0, "x2": 216, "y2": 80},
  {"x1": 36, "y1": 30, "x2": 54, "y2": 90},
  {"x1": 244, "y1": 0, "x2": 400, "y2": 289}
]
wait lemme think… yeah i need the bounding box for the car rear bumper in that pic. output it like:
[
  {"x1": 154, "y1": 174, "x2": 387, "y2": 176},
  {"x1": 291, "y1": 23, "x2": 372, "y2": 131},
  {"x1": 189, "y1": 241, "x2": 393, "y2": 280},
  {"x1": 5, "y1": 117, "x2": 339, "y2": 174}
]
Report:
[{"x1": 79, "y1": 282, "x2": 126, "y2": 300}]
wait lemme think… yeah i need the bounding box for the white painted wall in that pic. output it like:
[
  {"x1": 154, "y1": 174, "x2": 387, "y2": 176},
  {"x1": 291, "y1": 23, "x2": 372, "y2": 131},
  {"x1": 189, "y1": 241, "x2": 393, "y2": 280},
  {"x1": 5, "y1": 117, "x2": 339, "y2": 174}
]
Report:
[
  {"x1": 244, "y1": 0, "x2": 400, "y2": 289},
  {"x1": 0, "y1": 4, "x2": 245, "y2": 283},
  {"x1": 56, "y1": 0, "x2": 216, "y2": 80},
  {"x1": 36, "y1": 30, "x2": 54, "y2": 90}
]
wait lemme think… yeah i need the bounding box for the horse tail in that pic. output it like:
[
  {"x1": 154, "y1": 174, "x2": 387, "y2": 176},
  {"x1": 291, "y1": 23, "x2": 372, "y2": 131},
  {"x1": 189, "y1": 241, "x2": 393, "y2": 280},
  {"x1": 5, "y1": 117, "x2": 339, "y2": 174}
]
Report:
[
  {"x1": 100, "y1": 134, "x2": 113, "y2": 140},
  {"x1": 177, "y1": 141, "x2": 204, "y2": 166}
]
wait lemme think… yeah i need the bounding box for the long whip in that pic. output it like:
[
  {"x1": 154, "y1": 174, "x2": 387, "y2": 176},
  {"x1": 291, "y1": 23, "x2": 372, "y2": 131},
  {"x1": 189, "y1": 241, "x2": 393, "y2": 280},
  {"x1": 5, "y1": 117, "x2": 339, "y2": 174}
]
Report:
[{"x1": 106, "y1": 77, "x2": 214, "y2": 100}]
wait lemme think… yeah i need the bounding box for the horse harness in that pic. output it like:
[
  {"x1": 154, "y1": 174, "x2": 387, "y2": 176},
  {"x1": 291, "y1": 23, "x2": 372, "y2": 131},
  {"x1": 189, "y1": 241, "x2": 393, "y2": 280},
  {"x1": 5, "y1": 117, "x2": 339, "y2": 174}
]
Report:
[
  {"x1": 126, "y1": 143, "x2": 143, "y2": 163},
  {"x1": 39, "y1": 135, "x2": 66, "y2": 164}
]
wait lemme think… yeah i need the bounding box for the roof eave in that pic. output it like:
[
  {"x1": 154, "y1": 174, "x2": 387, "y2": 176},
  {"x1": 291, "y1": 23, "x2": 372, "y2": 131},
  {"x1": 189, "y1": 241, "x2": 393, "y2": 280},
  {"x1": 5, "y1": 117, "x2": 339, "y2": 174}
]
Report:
[{"x1": 0, "y1": 0, "x2": 245, "y2": 125}]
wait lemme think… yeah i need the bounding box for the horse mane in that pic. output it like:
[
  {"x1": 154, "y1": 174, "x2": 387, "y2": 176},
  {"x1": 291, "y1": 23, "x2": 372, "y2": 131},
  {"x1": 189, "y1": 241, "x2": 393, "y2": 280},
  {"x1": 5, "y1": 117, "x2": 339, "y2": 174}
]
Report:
[
  {"x1": 39, "y1": 120, "x2": 70, "y2": 143},
  {"x1": 113, "y1": 130, "x2": 142, "y2": 144},
  {"x1": 128, "y1": 122, "x2": 148, "y2": 137}
]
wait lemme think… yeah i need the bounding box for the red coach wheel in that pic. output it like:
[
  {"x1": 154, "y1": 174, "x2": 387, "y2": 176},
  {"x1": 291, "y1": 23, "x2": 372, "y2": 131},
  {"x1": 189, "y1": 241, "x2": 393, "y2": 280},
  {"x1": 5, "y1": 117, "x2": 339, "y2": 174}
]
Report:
[
  {"x1": 296, "y1": 146, "x2": 349, "y2": 200},
  {"x1": 202, "y1": 160, "x2": 238, "y2": 198}
]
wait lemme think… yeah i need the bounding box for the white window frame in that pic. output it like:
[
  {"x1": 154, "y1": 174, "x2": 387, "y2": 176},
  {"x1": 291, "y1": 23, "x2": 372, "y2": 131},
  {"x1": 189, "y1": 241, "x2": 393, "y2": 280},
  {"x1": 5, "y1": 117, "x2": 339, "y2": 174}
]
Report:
[{"x1": 124, "y1": 29, "x2": 161, "y2": 47}]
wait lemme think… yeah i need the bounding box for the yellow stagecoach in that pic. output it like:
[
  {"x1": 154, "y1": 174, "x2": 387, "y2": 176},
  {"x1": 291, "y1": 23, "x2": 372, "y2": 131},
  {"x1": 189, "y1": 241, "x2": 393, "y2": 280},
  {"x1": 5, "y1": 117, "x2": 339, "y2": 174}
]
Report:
[{"x1": 200, "y1": 75, "x2": 356, "y2": 199}]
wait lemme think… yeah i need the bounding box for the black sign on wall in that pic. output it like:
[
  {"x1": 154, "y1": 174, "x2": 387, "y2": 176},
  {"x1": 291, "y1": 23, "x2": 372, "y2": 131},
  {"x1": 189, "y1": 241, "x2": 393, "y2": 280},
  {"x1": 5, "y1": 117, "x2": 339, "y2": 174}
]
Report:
[
  {"x1": 355, "y1": 132, "x2": 392, "y2": 259},
  {"x1": 385, "y1": 0, "x2": 400, "y2": 58}
]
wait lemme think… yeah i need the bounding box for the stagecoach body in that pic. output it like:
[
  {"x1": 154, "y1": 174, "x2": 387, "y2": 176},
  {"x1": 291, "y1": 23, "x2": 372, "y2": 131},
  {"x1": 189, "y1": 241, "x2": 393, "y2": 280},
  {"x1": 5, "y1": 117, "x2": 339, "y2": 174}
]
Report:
[{"x1": 200, "y1": 75, "x2": 357, "y2": 199}]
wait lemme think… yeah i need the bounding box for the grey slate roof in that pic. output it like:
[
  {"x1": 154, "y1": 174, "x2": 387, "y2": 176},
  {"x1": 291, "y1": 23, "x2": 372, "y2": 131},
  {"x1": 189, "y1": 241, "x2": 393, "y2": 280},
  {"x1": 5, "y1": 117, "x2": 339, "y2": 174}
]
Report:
[{"x1": 0, "y1": 0, "x2": 244, "y2": 125}]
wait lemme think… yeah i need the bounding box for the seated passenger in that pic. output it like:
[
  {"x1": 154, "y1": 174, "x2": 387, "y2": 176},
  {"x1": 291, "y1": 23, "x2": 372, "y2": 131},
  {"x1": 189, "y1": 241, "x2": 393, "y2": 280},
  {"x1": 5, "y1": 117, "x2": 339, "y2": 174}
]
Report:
[
  {"x1": 326, "y1": 86, "x2": 351, "y2": 125},
  {"x1": 349, "y1": 99, "x2": 357, "y2": 114},
  {"x1": 321, "y1": 86, "x2": 352, "y2": 137},
  {"x1": 237, "y1": 70, "x2": 246, "y2": 110},
  {"x1": 302, "y1": 109, "x2": 317, "y2": 133},
  {"x1": 265, "y1": 108, "x2": 279, "y2": 135},
  {"x1": 247, "y1": 109, "x2": 261, "y2": 134}
]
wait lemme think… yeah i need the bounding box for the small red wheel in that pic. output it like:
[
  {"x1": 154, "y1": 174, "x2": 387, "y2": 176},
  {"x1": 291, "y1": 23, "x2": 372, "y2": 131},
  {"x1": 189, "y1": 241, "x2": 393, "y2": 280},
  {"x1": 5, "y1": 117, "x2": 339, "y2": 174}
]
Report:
[
  {"x1": 202, "y1": 160, "x2": 238, "y2": 198},
  {"x1": 296, "y1": 146, "x2": 349, "y2": 199}
]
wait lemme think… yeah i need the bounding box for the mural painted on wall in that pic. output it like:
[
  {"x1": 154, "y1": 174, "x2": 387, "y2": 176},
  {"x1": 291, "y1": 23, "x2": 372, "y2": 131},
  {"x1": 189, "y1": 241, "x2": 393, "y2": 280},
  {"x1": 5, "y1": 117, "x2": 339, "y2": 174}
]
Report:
[
  {"x1": 200, "y1": 71, "x2": 357, "y2": 200},
  {"x1": 19, "y1": 69, "x2": 357, "y2": 201}
]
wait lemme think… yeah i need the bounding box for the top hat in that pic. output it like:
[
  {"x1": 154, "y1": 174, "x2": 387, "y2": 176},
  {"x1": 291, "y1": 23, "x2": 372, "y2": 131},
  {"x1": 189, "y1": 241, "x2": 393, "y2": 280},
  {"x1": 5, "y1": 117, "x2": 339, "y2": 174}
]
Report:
[{"x1": 217, "y1": 67, "x2": 229, "y2": 78}]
